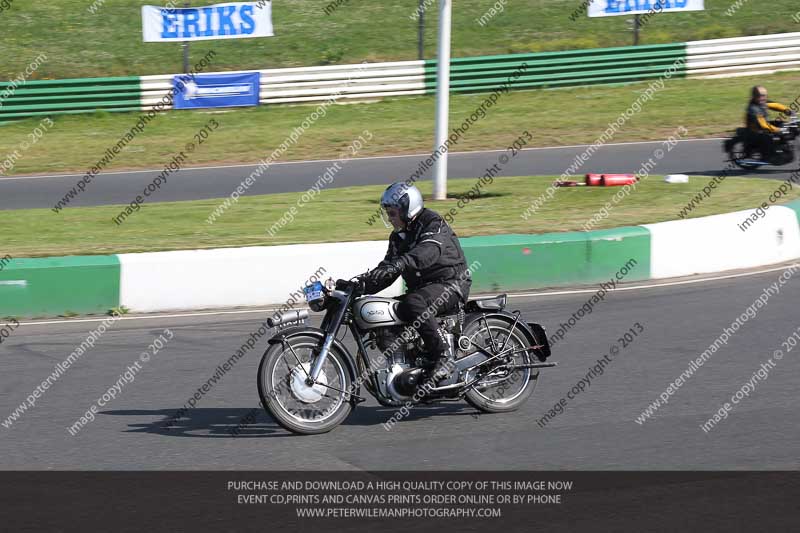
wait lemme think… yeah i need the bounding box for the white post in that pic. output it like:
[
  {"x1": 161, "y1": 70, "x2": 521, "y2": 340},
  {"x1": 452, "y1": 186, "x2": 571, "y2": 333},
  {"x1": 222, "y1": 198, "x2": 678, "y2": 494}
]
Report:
[{"x1": 433, "y1": 0, "x2": 452, "y2": 201}]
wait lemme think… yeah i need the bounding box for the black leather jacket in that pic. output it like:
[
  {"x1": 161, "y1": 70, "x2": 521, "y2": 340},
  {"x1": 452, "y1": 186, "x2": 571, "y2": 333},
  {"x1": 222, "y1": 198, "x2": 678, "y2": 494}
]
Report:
[{"x1": 367, "y1": 208, "x2": 471, "y2": 299}]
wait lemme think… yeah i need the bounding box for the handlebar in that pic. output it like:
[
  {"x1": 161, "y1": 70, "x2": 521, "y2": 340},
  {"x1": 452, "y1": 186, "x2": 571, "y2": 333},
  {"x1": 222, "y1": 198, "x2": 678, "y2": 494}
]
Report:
[
  {"x1": 353, "y1": 275, "x2": 368, "y2": 296},
  {"x1": 335, "y1": 275, "x2": 368, "y2": 297}
]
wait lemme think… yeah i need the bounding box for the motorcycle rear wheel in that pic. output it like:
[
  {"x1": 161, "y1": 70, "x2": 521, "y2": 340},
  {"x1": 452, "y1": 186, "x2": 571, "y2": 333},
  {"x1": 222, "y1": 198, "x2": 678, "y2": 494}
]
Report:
[
  {"x1": 728, "y1": 138, "x2": 762, "y2": 170},
  {"x1": 257, "y1": 334, "x2": 353, "y2": 435},
  {"x1": 463, "y1": 317, "x2": 538, "y2": 413}
]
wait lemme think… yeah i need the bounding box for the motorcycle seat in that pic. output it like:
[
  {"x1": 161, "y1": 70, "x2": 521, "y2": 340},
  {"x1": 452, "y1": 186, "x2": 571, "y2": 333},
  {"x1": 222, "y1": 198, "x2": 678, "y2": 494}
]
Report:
[{"x1": 466, "y1": 294, "x2": 507, "y2": 311}]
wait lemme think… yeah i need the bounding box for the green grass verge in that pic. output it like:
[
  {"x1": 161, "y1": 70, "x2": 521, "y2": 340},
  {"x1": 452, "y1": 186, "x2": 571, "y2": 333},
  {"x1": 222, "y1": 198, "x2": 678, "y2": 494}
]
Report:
[
  {"x1": 3, "y1": 175, "x2": 796, "y2": 258},
  {"x1": 2, "y1": 0, "x2": 799, "y2": 79},
  {"x1": 2, "y1": 71, "x2": 799, "y2": 176}
]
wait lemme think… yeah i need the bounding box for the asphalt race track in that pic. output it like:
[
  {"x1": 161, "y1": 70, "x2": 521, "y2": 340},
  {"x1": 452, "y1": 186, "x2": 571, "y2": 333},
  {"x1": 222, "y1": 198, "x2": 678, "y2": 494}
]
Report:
[
  {"x1": 3, "y1": 139, "x2": 799, "y2": 470},
  {"x1": 2, "y1": 264, "x2": 799, "y2": 470},
  {"x1": 2, "y1": 138, "x2": 798, "y2": 210}
]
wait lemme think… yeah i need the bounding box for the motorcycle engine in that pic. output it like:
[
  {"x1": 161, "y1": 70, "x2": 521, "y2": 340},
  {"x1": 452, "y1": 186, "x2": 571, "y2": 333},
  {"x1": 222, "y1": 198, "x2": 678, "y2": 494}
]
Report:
[
  {"x1": 370, "y1": 326, "x2": 426, "y2": 402},
  {"x1": 373, "y1": 326, "x2": 418, "y2": 365}
]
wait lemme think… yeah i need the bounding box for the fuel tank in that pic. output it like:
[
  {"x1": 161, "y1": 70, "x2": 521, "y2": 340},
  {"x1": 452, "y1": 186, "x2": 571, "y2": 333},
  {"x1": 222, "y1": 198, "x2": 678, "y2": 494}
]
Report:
[{"x1": 353, "y1": 296, "x2": 405, "y2": 330}]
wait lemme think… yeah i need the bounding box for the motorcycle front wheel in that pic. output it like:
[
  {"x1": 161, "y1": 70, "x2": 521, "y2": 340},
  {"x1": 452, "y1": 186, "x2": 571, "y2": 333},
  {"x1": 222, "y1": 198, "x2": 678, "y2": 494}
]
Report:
[{"x1": 257, "y1": 334, "x2": 353, "y2": 435}]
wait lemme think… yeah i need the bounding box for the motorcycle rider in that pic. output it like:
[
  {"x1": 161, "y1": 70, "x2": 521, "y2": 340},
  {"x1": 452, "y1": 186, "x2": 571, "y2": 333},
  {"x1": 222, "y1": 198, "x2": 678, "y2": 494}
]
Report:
[
  {"x1": 745, "y1": 86, "x2": 794, "y2": 161},
  {"x1": 364, "y1": 182, "x2": 472, "y2": 381}
]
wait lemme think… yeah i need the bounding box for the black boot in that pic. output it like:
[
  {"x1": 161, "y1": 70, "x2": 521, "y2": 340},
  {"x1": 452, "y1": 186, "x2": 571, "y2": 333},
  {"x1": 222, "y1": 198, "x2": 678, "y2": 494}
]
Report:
[{"x1": 430, "y1": 350, "x2": 455, "y2": 382}]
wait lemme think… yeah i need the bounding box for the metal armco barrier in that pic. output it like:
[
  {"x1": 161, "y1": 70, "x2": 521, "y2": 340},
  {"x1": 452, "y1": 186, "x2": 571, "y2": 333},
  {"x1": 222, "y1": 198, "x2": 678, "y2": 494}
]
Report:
[
  {"x1": 0, "y1": 76, "x2": 141, "y2": 120},
  {"x1": 2, "y1": 33, "x2": 798, "y2": 120},
  {"x1": 424, "y1": 43, "x2": 686, "y2": 94},
  {"x1": 686, "y1": 32, "x2": 800, "y2": 79}
]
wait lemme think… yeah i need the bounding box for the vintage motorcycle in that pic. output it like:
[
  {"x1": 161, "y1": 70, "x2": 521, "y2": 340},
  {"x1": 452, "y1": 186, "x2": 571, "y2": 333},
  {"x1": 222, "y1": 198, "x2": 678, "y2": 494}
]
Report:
[
  {"x1": 724, "y1": 115, "x2": 799, "y2": 170},
  {"x1": 257, "y1": 276, "x2": 555, "y2": 435}
]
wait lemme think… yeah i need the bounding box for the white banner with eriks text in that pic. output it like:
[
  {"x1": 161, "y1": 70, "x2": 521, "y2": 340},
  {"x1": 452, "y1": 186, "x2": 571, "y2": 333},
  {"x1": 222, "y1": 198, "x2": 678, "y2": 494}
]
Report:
[
  {"x1": 588, "y1": 0, "x2": 704, "y2": 18},
  {"x1": 142, "y1": 2, "x2": 273, "y2": 42}
]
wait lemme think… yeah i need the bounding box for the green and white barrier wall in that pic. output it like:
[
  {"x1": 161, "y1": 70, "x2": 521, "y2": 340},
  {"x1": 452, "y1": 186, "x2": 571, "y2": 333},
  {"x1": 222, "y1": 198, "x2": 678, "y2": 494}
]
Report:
[{"x1": 3, "y1": 200, "x2": 800, "y2": 318}]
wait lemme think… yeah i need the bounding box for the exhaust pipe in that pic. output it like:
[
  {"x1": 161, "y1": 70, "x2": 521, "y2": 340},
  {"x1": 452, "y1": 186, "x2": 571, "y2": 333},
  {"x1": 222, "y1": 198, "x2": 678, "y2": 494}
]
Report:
[
  {"x1": 513, "y1": 362, "x2": 558, "y2": 369},
  {"x1": 267, "y1": 309, "x2": 309, "y2": 328}
]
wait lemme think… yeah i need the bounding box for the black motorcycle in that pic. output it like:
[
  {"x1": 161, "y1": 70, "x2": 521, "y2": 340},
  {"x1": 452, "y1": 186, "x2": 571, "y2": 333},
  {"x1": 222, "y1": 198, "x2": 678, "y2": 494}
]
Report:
[
  {"x1": 257, "y1": 276, "x2": 555, "y2": 435},
  {"x1": 724, "y1": 116, "x2": 799, "y2": 170}
]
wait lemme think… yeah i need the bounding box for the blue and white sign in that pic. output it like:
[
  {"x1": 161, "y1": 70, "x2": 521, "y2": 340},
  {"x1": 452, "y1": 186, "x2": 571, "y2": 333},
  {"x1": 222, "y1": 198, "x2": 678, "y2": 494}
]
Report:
[
  {"x1": 173, "y1": 72, "x2": 261, "y2": 109},
  {"x1": 588, "y1": 0, "x2": 704, "y2": 17},
  {"x1": 142, "y1": 2, "x2": 273, "y2": 42}
]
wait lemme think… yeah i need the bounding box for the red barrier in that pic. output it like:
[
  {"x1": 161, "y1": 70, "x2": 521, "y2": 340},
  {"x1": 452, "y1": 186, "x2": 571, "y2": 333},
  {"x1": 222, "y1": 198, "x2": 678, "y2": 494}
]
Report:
[
  {"x1": 585, "y1": 173, "x2": 603, "y2": 186},
  {"x1": 600, "y1": 174, "x2": 638, "y2": 186}
]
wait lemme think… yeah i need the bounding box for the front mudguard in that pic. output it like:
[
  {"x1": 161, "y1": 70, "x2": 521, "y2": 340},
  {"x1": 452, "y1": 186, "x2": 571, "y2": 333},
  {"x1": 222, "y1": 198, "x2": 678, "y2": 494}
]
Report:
[
  {"x1": 463, "y1": 310, "x2": 551, "y2": 362},
  {"x1": 267, "y1": 326, "x2": 362, "y2": 404}
]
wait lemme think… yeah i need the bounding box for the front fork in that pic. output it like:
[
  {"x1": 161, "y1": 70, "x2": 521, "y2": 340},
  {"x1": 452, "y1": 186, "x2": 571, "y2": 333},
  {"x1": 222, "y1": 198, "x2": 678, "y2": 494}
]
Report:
[
  {"x1": 308, "y1": 294, "x2": 351, "y2": 383},
  {"x1": 308, "y1": 334, "x2": 335, "y2": 382}
]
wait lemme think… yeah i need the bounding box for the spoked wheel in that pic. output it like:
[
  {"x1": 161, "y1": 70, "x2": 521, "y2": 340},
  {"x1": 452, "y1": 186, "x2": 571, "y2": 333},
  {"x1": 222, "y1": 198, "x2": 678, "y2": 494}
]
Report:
[
  {"x1": 462, "y1": 317, "x2": 538, "y2": 413},
  {"x1": 257, "y1": 334, "x2": 353, "y2": 435},
  {"x1": 728, "y1": 139, "x2": 762, "y2": 170}
]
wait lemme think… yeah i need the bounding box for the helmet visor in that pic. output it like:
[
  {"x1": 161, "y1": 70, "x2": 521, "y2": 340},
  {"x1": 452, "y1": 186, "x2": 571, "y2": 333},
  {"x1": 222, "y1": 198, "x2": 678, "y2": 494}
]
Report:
[{"x1": 379, "y1": 205, "x2": 403, "y2": 230}]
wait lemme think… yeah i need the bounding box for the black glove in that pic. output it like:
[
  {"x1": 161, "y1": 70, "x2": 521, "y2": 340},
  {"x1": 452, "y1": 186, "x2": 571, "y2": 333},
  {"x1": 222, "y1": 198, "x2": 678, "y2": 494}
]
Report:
[{"x1": 367, "y1": 257, "x2": 405, "y2": 288}]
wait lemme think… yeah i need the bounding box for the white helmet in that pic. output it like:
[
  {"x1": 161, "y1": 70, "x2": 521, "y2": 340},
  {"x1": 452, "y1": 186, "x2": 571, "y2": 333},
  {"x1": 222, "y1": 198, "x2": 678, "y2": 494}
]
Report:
[{"x1": 379, "y1": 181, "x2": 423, "y2": 227}]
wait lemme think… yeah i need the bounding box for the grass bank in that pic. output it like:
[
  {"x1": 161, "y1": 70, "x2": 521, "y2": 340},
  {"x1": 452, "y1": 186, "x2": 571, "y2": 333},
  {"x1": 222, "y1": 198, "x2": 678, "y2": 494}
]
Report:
[
  {"x1": 1, "y1": 71, "x2": 799, "y2": 177},
  {"x1": 2, "y1": 175, "x2": 795, "y2": 258},
  {"x1": 2, "y1": 0, "x2": 798, "y2": 79}
]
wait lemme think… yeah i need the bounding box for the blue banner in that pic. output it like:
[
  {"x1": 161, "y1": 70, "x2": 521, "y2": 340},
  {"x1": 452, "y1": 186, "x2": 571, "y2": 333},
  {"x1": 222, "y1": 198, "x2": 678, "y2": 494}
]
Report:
[{"x1": 173, "y1": 72, "x2": 260, "y2": 109}]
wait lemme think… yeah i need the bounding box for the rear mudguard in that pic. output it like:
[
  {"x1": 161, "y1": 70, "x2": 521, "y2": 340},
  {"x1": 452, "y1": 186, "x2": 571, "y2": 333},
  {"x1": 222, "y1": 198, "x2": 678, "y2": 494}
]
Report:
[
  {"x1": 267, "y1": 326, "x2": 361, "y2": 403},
  {"x1": 463, "y1": 310, "x2": 551, "y2": 362}
]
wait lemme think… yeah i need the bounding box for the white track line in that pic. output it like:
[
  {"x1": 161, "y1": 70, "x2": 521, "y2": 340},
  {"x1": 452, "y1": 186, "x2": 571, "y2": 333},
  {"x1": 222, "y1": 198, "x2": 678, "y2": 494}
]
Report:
[
  {"x1": 15, "y1": 262, "x2": 797, "y2": 328},
  {"x1": 0, "y1": 138, "x2": 725, "y2": 182},
  {"x1": 507, "y1": 262, "x2": 800, "y2": 298},
  {"x1": 15, "y1": 307, "x2": 280, "y2": 327}
]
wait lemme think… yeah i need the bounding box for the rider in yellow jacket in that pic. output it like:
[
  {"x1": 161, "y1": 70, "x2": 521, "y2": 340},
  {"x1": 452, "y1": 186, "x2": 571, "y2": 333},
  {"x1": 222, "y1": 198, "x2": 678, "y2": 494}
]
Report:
[{"x1": 745, "y1": 86, "x2": 793, "y2": 160}]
